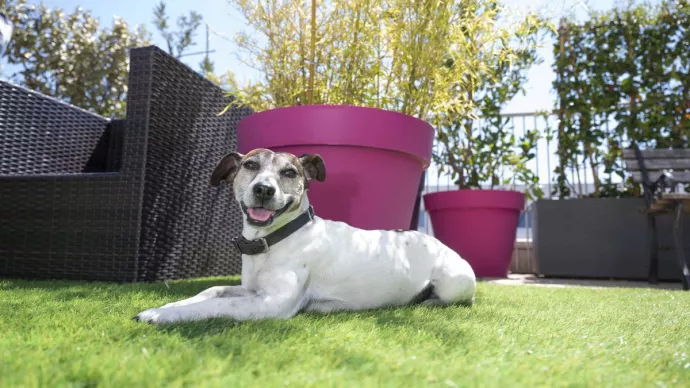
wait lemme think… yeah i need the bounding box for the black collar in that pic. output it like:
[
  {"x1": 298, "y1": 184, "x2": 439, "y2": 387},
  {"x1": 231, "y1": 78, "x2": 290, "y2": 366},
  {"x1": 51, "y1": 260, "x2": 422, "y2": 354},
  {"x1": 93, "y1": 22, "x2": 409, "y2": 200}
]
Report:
[{"x1": 232, "y1": 206, "x2": 315, "y2": 255}]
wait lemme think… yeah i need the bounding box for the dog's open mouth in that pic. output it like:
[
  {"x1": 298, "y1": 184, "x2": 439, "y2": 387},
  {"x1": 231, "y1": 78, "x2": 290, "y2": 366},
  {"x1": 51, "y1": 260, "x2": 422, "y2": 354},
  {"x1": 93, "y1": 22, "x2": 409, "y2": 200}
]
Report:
[
  {"x1": 242, "y1": 200, "x2": 293, "y2": 226},
  {"x1": 247, "y1": 208, "x2": 274, "y2": 222}
]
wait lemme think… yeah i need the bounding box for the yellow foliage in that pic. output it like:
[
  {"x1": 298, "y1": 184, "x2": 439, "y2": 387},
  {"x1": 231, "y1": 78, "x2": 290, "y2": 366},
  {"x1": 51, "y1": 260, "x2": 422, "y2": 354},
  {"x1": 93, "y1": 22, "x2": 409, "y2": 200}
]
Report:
[{"x1": 224, "y1": 0, "x2": 551, "y2": 129}]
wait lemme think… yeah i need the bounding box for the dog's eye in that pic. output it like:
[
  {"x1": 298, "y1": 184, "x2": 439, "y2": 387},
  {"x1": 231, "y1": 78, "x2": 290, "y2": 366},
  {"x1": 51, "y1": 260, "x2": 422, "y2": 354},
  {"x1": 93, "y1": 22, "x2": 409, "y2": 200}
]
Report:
[
  {"x1": 243, "y1": 161, "x2": 259, "y2": 170},
  {"x1": 281, "y1": 169, "x2": 298, "y2": 178}
]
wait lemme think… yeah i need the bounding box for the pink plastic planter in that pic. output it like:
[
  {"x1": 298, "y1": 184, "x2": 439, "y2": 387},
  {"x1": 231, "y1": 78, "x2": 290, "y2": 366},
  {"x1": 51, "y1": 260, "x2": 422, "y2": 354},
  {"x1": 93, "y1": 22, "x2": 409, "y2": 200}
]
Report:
[
  {"x1": 423, "y1": 189, "x2": 525, "y2": 278},
  {"x1": 237, "y1": 105, "x2": 434, "y2": 231}
]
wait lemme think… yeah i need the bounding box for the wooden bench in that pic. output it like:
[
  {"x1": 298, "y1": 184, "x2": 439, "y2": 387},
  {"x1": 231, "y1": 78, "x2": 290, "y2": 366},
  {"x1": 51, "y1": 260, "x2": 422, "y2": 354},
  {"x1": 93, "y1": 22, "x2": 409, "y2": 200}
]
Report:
[{"x1": 623, "y1": 145, "x2": 690, "y2": 290}]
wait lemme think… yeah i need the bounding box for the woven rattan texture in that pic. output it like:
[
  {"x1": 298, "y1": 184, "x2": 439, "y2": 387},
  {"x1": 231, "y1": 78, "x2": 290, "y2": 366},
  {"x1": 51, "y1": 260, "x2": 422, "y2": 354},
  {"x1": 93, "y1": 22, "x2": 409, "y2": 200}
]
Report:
[
  {"x1": 131, "y1": 47, "x2": 251, "y2": 281},
  {"x1": 0, "y1": 81, "x2": 109, "y2": 175},
  {"x1": 0, "y1": 45, "x2": 250, "y2": 282},
  {"x1": 0, "y1": 122, "x2": 142, "y2": 281}
]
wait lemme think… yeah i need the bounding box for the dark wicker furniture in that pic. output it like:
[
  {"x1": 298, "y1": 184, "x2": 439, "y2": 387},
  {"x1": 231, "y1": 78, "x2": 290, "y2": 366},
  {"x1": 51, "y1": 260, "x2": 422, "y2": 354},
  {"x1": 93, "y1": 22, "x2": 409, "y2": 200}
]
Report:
[{"x1": 0, "y1": 46, "x2": 252, "y2": 282}]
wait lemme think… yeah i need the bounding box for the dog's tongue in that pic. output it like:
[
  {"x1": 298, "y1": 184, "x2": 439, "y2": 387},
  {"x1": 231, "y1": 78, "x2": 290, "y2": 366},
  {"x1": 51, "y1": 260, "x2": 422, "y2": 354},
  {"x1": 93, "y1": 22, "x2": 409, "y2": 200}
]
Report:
[{"x1": 248, "y1": 208, "x2": 274, "y2": 222}]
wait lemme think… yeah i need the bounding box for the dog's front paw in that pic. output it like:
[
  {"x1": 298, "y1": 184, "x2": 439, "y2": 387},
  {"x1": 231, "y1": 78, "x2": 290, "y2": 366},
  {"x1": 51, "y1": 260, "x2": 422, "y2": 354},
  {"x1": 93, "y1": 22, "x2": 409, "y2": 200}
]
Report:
[{"x1": 133, "y1": 308, "x2": 179, "y2": 324}]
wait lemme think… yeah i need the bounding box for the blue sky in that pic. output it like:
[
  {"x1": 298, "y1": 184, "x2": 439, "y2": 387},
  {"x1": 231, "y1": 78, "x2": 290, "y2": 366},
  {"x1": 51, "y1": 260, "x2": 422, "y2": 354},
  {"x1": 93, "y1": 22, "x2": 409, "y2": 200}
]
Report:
[
  {"x1": 1, "y1": 0, "x2": 646, "y2": 189},
  {"x1": 3, "y1": 0, "x2": 631, "y2": 113}
]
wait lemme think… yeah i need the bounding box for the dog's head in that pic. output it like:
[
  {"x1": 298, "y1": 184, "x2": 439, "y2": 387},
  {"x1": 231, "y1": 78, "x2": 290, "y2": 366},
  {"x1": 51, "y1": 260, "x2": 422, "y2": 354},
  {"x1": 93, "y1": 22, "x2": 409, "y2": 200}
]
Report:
[{"x1": 209, "y1": 148, "x2": 326, "y2": 227}]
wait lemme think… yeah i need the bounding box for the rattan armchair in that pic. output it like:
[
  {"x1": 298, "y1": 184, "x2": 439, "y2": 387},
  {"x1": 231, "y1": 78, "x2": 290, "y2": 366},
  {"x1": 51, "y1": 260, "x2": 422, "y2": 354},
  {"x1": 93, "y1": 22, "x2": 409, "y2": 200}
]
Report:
[{"x1": 0, "y1": 46, "x2": 252, "y2": 282}]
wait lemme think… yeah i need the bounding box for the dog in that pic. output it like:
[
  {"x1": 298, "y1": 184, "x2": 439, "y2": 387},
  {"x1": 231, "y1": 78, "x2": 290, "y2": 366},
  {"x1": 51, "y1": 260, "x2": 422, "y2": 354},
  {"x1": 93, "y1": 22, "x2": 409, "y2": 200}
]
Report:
[{"x1": 134, "y1": 148, "x2": 476, "y2": 324}]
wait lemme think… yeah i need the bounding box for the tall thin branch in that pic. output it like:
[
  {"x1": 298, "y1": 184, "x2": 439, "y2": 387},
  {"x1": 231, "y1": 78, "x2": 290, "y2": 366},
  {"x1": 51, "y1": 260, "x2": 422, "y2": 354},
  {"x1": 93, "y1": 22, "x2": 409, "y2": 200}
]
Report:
[{"x1": 307, "y1": 0, "x2": 316, "y2": 105}]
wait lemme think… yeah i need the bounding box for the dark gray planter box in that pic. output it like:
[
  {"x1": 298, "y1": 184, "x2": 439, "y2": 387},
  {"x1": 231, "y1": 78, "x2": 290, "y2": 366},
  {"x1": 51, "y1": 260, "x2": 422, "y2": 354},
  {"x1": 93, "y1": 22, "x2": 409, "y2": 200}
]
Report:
[{"x1": 532, "y1": 198, "x2": 690, "y2": 281}]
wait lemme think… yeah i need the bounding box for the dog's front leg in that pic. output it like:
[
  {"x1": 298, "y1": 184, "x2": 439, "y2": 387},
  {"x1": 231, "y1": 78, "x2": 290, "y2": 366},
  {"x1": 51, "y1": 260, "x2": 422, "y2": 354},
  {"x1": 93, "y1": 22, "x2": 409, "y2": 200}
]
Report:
[
  {"x1": 158, "y1": 286, "x2": 255, "y2": 308},
  {"x1": 134, "y1": 270, "x2": 307, "y2": 324}
]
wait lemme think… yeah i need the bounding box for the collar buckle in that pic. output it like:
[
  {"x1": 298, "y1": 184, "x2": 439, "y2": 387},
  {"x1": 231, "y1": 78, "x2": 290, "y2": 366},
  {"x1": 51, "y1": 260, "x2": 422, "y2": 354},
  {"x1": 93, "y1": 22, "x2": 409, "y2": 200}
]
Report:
[
  {"x1": 232, "y1": 236, "x2": 270, "y2": 255},
  {"x1": 257, "y1": 238, "x2": 269, "y2": 253}
]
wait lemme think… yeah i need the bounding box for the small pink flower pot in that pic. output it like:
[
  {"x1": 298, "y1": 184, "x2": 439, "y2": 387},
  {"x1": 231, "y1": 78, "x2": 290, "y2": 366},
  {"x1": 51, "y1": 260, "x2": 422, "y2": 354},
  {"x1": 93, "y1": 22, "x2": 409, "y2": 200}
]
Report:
[{"x1": 423, "y1": 189, "x2": 525, "y2": 278}]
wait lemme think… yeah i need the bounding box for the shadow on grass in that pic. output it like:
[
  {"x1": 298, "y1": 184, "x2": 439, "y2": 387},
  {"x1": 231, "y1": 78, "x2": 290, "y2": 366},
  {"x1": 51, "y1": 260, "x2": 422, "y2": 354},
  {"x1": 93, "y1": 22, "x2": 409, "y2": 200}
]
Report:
[
  {"x1": 148, "y1": 307, "x2": 472, "y2": 369},
  {"x1": 157, "y1": 315, "x2": 393, "y2": 369},
  {"x1": 158, "y1": 301, "x2": 473, "y2": 348}
]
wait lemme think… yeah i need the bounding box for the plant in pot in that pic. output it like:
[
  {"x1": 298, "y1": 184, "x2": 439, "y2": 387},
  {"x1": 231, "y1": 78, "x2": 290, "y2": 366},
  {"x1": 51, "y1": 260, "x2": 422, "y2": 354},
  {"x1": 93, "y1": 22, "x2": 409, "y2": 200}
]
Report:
[
  {"x1": 423, "y1": 5, "x2": 549, "y2": 278},
  {"x1": 534, "y1": 1, "x2": 690, "y2": 281},
  {"x1": 220, "y1": 0, "x2": 550, "y2": 231}
]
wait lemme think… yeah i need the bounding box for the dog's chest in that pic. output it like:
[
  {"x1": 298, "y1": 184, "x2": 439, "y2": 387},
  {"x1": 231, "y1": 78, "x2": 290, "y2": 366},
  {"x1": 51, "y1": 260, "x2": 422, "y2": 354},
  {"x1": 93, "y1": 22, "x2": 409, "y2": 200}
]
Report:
[{"x1": 240, "y1": 244, "x2": 308, "y2": 290}]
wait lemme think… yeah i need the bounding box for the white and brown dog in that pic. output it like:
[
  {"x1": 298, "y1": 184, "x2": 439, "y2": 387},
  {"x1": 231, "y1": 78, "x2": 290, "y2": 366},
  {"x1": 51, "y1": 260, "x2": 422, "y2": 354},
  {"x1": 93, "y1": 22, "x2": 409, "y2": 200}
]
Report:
[{"x1": 134, "y1": 149, "x2": 476, "y2": 324}]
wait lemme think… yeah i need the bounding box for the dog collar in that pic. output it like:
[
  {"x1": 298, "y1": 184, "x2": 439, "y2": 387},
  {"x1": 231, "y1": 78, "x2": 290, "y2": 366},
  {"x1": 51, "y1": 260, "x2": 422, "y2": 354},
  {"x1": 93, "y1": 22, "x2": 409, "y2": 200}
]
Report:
[{"x1": 232, "y1": 206, "x2": 315, "y2": 255}]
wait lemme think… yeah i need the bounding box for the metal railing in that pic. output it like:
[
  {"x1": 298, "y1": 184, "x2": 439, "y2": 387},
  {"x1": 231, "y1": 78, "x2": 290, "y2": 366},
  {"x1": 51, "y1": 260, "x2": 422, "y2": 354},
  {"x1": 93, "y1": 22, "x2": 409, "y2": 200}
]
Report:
[
  {"x1": 415, "y1": 111, "x2": 562, "y2": 273},
  {"x1": 417, "y1": 111, "x2": 603, "y2": 241}
]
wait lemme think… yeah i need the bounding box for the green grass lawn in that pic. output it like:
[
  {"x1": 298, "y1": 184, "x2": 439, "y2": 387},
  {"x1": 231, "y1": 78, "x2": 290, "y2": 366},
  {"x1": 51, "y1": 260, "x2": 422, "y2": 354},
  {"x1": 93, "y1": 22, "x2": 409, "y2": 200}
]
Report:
[{"x1": 1, "y1": 277, "x2": 689, "y2": 388}]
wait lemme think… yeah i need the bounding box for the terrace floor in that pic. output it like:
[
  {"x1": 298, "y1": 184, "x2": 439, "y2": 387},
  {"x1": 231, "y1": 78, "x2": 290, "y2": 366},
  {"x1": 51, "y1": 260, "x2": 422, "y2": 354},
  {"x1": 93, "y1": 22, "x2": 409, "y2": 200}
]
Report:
[{"x1": 485, "y1": 273, "x2": 684, "y2": 290}]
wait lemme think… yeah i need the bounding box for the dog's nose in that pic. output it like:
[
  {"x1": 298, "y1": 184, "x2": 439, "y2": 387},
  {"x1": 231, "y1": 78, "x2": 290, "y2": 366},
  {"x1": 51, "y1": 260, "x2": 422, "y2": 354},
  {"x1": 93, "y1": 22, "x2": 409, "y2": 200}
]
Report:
[{"x1": 253, "y1": 184, "x2": 276, "y2": 200}]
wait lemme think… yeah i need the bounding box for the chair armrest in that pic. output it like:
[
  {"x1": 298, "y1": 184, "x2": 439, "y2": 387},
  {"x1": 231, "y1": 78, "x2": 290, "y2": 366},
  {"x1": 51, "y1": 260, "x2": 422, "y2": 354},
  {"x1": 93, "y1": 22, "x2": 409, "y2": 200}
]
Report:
[{"x1": 0, "y1": 81, "x2": 110, "y2": 175}]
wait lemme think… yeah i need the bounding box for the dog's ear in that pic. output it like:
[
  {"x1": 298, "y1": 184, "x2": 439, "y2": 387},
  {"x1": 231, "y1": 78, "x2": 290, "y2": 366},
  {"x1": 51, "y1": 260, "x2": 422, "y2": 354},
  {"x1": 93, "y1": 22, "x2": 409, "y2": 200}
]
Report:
[
  {"x1": 298, "y1": 153, "x2": 326, "y2": 182},
  {"x1": 210, "y1": 152, "x2": 243, "y2": 187}
]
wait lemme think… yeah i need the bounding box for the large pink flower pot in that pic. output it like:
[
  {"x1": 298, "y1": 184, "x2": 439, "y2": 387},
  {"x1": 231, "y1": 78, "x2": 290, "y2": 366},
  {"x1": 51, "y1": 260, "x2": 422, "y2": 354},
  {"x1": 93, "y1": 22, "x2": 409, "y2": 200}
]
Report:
[
  {"x1": 423, "y1": 189, "x2": 525, "y2": 278},
  {"x1": 237, "y1": 105, "x2": 433, "y2": 231}
]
